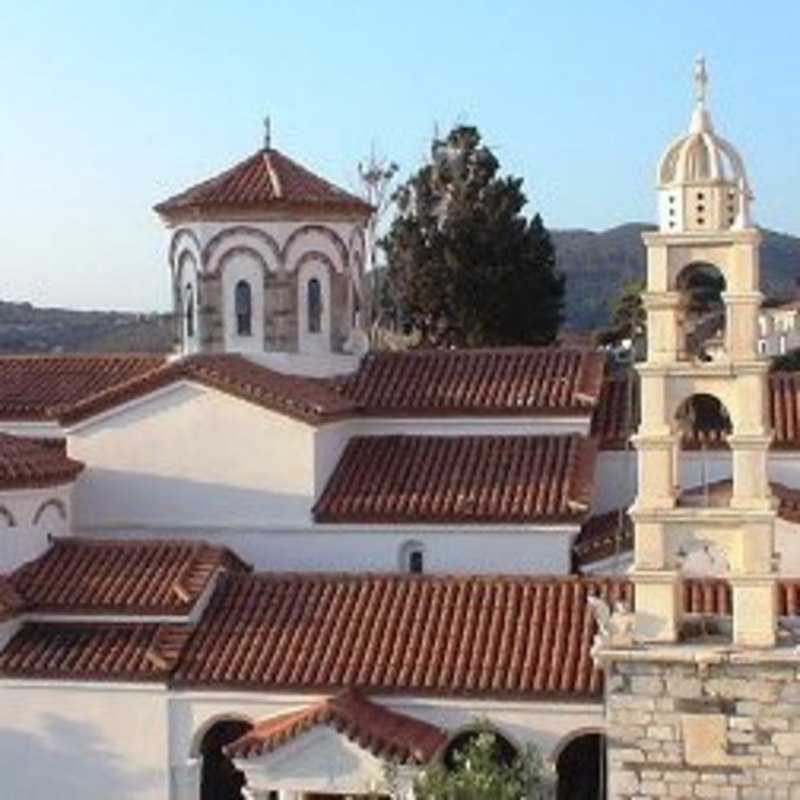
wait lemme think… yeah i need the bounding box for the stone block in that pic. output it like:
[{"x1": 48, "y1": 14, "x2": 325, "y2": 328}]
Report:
[{"x1": 631, "y1": 676, "x2": 665, "y2": 695}]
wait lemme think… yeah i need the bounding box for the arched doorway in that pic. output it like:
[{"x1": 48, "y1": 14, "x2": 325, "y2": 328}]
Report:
[
  {"x1": 198, "y1": 718, "x2": 253, "y2": 800},
  {"x1": 556, "y1": 732, "x2": 607, "y2": 800},
  {"x1": 442, "y1": 728, "x2": 518, "y2": 770}
]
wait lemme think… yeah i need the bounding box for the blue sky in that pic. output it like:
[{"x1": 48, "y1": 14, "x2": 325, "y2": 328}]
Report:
[{"x1": 1, "y1": 1, "x2": 798, "y2": 310}]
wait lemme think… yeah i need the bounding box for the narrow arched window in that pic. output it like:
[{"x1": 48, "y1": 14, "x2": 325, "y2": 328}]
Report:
[
  {"x1": 185, "y1": 284, "x2": 195, "y2": 338},
  {"x1": 409, "y1": 549, "x2": 424, "y2": 574},
  {"x1": 307, "y1": 278, "x2": 322, "y2": 333},
  {"x1": 235, "y1": 280, "x2": 252, "y2": 336}
]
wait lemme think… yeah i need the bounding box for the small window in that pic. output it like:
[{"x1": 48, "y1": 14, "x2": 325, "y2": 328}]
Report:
[
  {"x1": 235, "y1": 280, "x2": 252, "y2": 336},
  {"x1": 409, "y1": 549, "x2": 424, "y2": 574},
  {"x1": 185, "y1": 284, "x2": 195, "y2": 338},
  {"x1": 307, "y1": 278, "x2": 322, "y2": 333}
]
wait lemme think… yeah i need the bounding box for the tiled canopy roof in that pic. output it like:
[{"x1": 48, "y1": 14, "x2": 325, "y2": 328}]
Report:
[
  {"x1": 5, "y1": 569, "x2": 800, "y2": 690},
  {"x1": 173, "y1": 572, "x2": 627, "y2": 698},
  {"x1": 314, "y1": 434, "x2": 597, "y2": 524},
  {"x1": 0, "y1": 623, "x2": 192, "y2": 681},
  {"x1": 0, "y1": 354, "x2": 165, "y2": 421},
  {"x1": 60, "y1": 354, "x2": 356, "y2": 426},
  {"x1": 329, "y1": 348, "x2": 606, "y2": 417},
  {"x1": 6, "y1": 538, "x2": 249, "y2": 617},
  {"x1": 593, "y1": 372, "x2": 800, "y2": 450},
  {"x1": 154, "y1": 148, "x2": 372, "y2": 216},
  {"x1": 224, "y1": 690, "x2": 447, "y2": 766},
  {"x1": 0, "y1": 434, "x2": 84, "y2": 489}
]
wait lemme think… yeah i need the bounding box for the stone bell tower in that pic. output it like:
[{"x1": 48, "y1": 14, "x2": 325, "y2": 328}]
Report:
[
  {"x1": 631, "y1": 56, "x2": 777, "y2": 648},
  {"x1": 595, "y1": 61, "x2": 800, "y2": 800}
]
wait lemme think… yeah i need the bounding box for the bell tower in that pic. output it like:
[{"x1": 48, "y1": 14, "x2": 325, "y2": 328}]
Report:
[{"x1": 631, "y1": 57, "x2": 777, "y2": 647}]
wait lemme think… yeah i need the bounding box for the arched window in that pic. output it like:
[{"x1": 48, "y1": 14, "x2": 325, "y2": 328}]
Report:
[
  {"x1": 185, "y1": 284, "x2": 195, "y2": 338},
  {"x1": 400, "y1": 541, "x2": 425, "y2": 574},
  {"x1": 235, "y1": 280, "x2": 252, "y2": 337},
  {"x1": 557, "y1": 732, "x2": 607, "y2": 799},
  {"x1": 307, "y1": 278, "x2": 322, "y2": 333}
]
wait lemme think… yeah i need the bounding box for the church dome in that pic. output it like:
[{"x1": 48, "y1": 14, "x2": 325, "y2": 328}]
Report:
[{"x1": 657, "y1": 58, "x2": 750, "y2": 193}]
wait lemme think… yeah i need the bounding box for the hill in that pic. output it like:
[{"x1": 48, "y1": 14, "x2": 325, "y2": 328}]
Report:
[
  {"x1": 0, "y1": 302, "x2": 172, "y2": 354},
  {"x1": 1, "y1": 223, "x2": 797, "y2": 353},
  {"x1": 553, "y1": 223, "x2": 800, "y2": 329}
]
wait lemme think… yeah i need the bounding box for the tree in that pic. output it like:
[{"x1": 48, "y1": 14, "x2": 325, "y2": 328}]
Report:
[
  {"x1": 597, "y1": 278, "x2": 645, "y2": 347},
  {"x1": 383, "y1": 125, "x2": 564, "y2": 348},
  {"x1": 414, "y1": 727, "x2": 543, "y2": 800}
]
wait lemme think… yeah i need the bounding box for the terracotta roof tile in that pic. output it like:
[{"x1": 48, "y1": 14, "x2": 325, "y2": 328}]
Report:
[
  {"x1": 314, "y1": 435, "x2": 597, "y2": 524},
  {"x1": 0, "y1": 354, "x2": 165, "y2": 421},
  {"x1": 154, "y1": 148, "x2": 372, "y2": 216},
  {"x1": 0, "y1": 434, "x2": 84, "y2": 490},
  {"x1": 60, "y1": 353, "x2": 357, "y2": 426},
  {"x1": 173, "y1": 572, "x2": 631, "y2": 698},
  {"x1": 0, "y1": 623, "x2": 192, "y2": 681},
  {"x1": 328, "y1": 348, "x2": 606, "y2": 417},
  {"x1": 0, "y1": 577, "x2": 25, "y2": 622},
  {"x1": 8, "y1": 537, "x2": 249, "y2": 616},
  {"x1": 3, "y1": 570, "x2": 800, "y2": 690},
  {"x1": 224, "y1": 689, "x2": 447, "y2": 765}
]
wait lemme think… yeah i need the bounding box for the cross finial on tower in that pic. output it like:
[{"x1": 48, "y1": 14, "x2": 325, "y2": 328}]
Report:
[
  {"x1": 694, "y1": 55, "x2": 709, "y2": 107},
  {"x1": 263, "y1": 115, "x2": 272, "y2": 150}
]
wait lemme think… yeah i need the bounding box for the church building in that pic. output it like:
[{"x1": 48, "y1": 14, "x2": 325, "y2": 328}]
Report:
[{"x1": 0, "y1": 60, "x2": 799, "y2": 799}]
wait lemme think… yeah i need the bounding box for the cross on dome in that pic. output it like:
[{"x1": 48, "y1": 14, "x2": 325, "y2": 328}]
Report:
[
  {"x1": 263, "y1": 114, "x2": 272, "y2": 149},
  {"x1": 693, "y1": 55, "x2": 708, "y2": 107}
]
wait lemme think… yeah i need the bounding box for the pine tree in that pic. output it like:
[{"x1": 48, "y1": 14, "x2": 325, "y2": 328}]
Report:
[{"x1": 383, "y1": 125, "x2": 564, "y2": 347}]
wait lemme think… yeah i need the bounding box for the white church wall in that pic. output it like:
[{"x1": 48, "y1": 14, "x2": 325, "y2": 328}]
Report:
[
  {"x1": 90, "y1": 525, "x2": 576, "y2": 575},
  {"x1": 69, "y1": 383, "x2": 318, "y2": 530},
  {"x1": 0, "y1": 681, "x2": 171, "y2": 800},
  {"x1": 592, "y1": 451, "x2": 638, "y2": 513},
  {"x1": 0, "y1": 485, "x2": 71, "y2": 573}
]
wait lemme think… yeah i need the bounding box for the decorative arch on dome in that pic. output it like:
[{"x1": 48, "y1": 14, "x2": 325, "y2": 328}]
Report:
[
  {"x1": 32, "y1": 498, "x2": 67, "y2": 527},
  {"x1": 283, "y1": 224, "x2": 348, "y2": 274},
  {"x1": 169, "y1": 228, "x2": 203, "y2": 276},
  {"x1": 0, "y1": 505, "x2": 16, "y2": 528},
  {"x1": 203, "y1": 226, "x2": 281, "y2": 276},
  {"x1": 215, "y1": 246, "x2": 270, "y2": 280}
]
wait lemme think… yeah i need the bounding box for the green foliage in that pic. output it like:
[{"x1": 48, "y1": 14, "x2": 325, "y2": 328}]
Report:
[
  {"x1": 597, "y1": 278, "x2": 645, "y2": 346},
  {"x1": 382, "y1": 125, "x2": 564, "y2": 348},
  {"x1": 772, "y1": 348, "x2": 800, "y2": 372},
  {"x1": 414, "y1": 726, "x2": 544, "y2": 800}
]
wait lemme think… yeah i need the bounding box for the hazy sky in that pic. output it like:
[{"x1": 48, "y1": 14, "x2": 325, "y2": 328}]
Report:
[{"x1": 1, "y1": 1, "x2": 798, "y2": 311}]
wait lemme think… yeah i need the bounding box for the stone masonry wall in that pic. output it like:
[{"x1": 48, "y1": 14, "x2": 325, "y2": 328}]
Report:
[{"x1": 606, "y1": 656, "x2": 800, "y2": 798}]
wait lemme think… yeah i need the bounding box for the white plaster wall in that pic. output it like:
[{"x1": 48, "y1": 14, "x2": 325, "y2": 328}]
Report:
[
  {"x1": 0, "y1": 485, "x2": 71, "y2": 573},
  {"x1": 0, "y1": 681, "x2": 170, "y2": 800},
  {"x1": 222, "y1": 251, "x2": 265, "y2": 353},
  {"x1": 592, "y1": 451, "x2": 638, "y2": 514},
  {"x1": 82, "y1": 526, "x2": 575, "y2": 575},
  {"x1": 776, "y1": 518, "x2": 800, "y2": 576},
  {"x1": 69, "y1": 383, "x2": 317, "y2": 530}
]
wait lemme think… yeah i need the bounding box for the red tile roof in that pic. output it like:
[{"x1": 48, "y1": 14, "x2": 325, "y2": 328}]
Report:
[
  {"x1": 173, "y1": 572, "x2": 629, "y2": 698},
  {"x1": 154, "y1": 148, "x2": 372, "y2": 216},
  {"x1": 314, "y1": 435, "x2": 597, "y2": 524},
  {"x1": 7, "y1": 538, "x2": 249, "y2": 617},
  {"x1": 3, "y1": 569, "x2": 800, "y2": 690},
  {"x1": 0, "y1": 434, "x2": 84, "y2": 489},
  {"x1": 224, "y1": 689, "x2": 447, "y2": 765},
  {"x1": 0, "y1": 354, "x2": 165, "y2": 421},
  {"x1": 60, "y1": 353, "x2": 357, "y2": 426},
  {"x1": 0, "y1": 622, "x2": 191, "y2": 681},
  {"x1": 0, "y1": 577, "x2": 25, "y2": 622},
  {"x1": 329, "y1": 348, "x2": 606, "y2": 417}
]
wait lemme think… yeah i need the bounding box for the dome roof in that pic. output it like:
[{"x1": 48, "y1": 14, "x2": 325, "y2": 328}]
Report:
[{"x1": 657, "y1": 59, "x2": 750, "y2": 192}]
